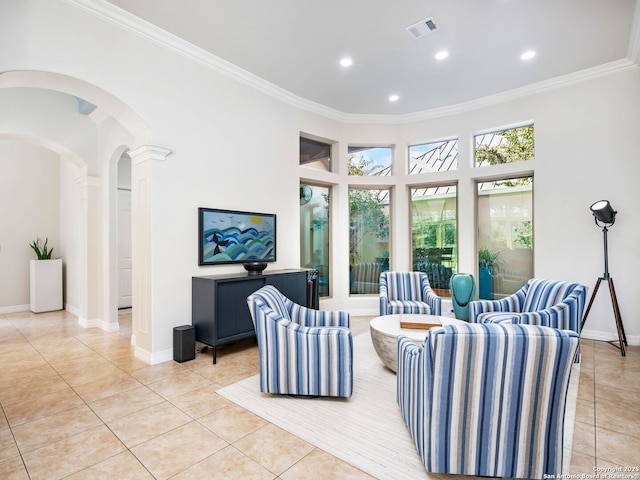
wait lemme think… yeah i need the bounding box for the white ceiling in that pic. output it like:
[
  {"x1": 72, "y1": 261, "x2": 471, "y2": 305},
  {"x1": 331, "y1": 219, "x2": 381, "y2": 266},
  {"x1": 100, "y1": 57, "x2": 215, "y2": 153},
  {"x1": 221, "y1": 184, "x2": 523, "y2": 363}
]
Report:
[{"x1": 104, "y1": 0, "x2": 640, "y2": 116}]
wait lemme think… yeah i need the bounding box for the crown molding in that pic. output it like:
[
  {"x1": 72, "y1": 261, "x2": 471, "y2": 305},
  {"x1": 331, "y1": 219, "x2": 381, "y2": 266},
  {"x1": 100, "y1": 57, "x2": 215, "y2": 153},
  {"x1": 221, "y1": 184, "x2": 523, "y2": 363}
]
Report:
[
  {"x1": 62, "y1": 0, "x2": 347, "y2": 122},
  {"x1": 64, "y1": 0, "x2": 640, "y2": 126},
  {"x1": 383, "y1": 59, "x2": 639, "y2": 125}
]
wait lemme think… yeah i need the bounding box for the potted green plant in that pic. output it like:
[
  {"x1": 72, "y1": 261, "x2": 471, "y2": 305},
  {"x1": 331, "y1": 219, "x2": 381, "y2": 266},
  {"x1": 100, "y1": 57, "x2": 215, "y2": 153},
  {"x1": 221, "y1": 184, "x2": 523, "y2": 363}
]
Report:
[
  {"x1": 29, "y1": 237, "x2": 62, "y2": 313},
  {"x1": 478, "y1": 247, "x2": 502, "y2": 300},
  {"x1": 30, "y1": 237, "x2": 54, "y2": 260}
]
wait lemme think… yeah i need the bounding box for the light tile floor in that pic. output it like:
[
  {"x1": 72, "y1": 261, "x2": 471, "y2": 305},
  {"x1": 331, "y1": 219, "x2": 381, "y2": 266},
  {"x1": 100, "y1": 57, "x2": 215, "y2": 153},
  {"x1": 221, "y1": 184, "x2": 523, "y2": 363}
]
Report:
[{"x1": 0, "y1": 310, "x2": 638, "y2": 479}]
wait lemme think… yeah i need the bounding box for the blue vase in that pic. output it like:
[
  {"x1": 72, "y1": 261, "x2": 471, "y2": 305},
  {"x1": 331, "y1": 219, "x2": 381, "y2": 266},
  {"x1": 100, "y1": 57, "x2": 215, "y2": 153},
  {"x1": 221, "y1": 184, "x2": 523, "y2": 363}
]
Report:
[
  {"x1": 450, "y1": 273, "x2": 475, "y2": 321},
  {"x1": 479, "y1": 267, "x2": 493, "y2": 300}
]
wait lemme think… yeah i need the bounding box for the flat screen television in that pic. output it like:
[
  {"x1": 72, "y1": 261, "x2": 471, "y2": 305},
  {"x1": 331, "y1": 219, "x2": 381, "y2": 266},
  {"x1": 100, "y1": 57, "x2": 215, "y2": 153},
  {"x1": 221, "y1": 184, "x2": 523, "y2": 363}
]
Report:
[{"x1": 198, "y1": 208, "x2": 276, "y2": 266}]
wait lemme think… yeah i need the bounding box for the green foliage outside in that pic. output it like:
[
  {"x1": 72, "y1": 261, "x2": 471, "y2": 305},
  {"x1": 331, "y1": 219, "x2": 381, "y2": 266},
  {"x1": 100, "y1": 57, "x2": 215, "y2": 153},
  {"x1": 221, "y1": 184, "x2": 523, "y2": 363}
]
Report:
[
  {"x1": 414, "y1": 223, "x2": 437, "y2": 247},
  {"x1": 475, "y1": 125, "x2": 534, "y2": 165},
  {"x1": 411, "y1": 197, "x2": 456, "y2": 264},
  {"x1": 348, "y1": 155, "x2": 389, "y2": 264},
  {"x1": 310, "y1": 192, "x2": 330, "y2": 232},
  {"x1": 476, "y1": 125, "x2": 534, "y2": 187},
  {"x1": 513, "y1": 220, "x2": 532, "y2": 248},
  {"x1": 348, "y1": 152, "x2": 388, "y2": 176}
]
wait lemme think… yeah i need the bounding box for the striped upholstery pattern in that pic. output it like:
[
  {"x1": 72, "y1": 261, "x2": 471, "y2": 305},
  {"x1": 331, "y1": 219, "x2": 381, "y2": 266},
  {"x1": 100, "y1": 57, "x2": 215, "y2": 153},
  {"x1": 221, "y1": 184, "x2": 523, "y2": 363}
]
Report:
[
  {"x1": 469, "y1": 278, "x2": 587, "y2": 334},
  {"x1": 352, "y1": 263, "x2": 382, "y2": 294},
  {"x1": 397, "y1": 322, "x2": 579, "y2": 479},
  {"x1": 379, "y1": 271, "x2": 442, "y2": 316},
  {"x1": 246, "y1": 285, "x2": 353, "y2": 397}
]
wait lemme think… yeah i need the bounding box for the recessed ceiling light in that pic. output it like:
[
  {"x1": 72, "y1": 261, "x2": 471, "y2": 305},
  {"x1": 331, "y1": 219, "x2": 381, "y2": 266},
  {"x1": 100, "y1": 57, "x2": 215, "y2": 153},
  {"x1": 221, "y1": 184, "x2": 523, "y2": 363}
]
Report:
[
  {"x1": 520, "y1": 50, "x2": 536, "y2": 60},
  {"x1": 389, "y1": 94, "x2": 400, "y2": 102},
  {"x1": 340, "y1": 57, "x2": 353, "y2": 67},
  {"x1": 435, "y1": 50, "x2": 449, "y2": 60}
]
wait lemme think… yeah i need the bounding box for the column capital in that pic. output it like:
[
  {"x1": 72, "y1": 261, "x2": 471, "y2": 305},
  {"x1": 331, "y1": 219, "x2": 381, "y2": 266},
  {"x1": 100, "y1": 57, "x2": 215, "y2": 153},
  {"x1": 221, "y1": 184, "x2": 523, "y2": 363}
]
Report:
[
  {"x1": 74, "y1": 175, "x2": 101, "y2": 188},
  {"x1": 129, "y1": 145, "x2": 172, "y2": 165}
]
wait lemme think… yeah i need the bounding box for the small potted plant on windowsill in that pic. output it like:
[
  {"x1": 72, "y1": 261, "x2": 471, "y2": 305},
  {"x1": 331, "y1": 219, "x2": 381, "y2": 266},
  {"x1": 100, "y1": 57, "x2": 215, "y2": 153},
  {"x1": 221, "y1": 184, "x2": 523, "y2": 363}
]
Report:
[{"x1": 29, "y1": 237, "x2": 63, "y2": 313}]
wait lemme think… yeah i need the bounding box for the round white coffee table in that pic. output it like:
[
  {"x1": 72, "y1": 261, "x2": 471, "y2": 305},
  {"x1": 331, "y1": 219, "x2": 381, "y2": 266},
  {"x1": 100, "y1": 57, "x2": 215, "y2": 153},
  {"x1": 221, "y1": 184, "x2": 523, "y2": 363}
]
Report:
[{"x1": 370, "y1": 314, "x2": 458, "y2": 372}]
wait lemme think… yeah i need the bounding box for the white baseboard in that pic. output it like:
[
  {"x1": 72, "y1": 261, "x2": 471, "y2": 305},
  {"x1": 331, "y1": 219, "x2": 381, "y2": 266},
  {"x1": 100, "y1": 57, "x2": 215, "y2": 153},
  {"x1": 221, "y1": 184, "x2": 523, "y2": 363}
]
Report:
[
  {"x1": 581, "y1": 328, "x2": 639, "y2": 346},
  {"x1": 76, "y1": 316, "x2": 119, "y2": 332},
  {"x1": 0, "y1": 304, "x2": 29, "y2": 314},
  {"x1": 77, "y1": 316, "x2": 101, "y2": 328},
  {"x1": 100, "y1": 320, "x2": 120, "y2": 332},
  {"x1": 134, "y1": 345, "x2": 173, "y2": 365}
]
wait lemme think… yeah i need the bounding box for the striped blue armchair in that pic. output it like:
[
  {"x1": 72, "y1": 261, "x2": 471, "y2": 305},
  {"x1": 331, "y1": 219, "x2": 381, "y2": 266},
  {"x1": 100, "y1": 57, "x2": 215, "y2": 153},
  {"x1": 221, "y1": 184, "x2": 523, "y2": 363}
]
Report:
[
  {"x1": 397, "y1": 322, "x2": 579, "y2": 479},
  {"x1": 469, "y1": 278, "x2": 587, "y2": 335},
  {"x1": 246, "y1": 285, "x2": 353, "y2": 397},
  {"x1": 379, "y1": 271, "x2": 442, "y2": 316}
]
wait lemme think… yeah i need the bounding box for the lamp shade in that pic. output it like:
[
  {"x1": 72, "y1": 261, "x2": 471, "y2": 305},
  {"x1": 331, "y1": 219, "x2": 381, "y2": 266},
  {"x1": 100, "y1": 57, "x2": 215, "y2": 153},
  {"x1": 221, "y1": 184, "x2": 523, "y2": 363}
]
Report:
[{"x1": 590, "y1": 200, "x2": 617, "y2": 225}]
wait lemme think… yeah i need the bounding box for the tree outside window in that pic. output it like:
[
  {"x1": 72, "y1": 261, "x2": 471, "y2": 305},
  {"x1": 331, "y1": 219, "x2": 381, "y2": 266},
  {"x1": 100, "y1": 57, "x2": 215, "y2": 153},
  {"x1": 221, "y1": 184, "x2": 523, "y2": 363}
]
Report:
[
  {"x1": 475, "y1": 125, "x2": 534, "y2": 168},
  {"x1": 348, "y1": 146, "x2": 392, "y2": 176},
  {"x1": 349, "y1": 187, "x2": 389, "y2": 294}
]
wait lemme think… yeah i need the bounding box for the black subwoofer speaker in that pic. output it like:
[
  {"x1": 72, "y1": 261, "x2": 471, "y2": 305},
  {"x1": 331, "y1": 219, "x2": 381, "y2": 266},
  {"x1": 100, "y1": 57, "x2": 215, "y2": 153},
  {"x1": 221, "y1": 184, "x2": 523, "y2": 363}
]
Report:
[{"x1": 173, "y1": 325, "x2": 195, "y2": 363}]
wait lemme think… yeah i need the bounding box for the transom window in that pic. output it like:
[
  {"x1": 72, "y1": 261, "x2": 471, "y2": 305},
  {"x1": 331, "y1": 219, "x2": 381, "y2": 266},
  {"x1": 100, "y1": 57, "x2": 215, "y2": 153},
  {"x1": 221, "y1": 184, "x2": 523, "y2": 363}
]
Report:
[
  {"x1": 348, "y1": 146, "x2": 392, "y2": 176},
  {"x1": 409, "y1": 138, "x2": 458, "y2": 174},
  {"x1": 300, "y1": 136, "x2": 332, "y2": 172},
  {"x1": 475, "y1": 125, "x2": 534, "y2": 167}
]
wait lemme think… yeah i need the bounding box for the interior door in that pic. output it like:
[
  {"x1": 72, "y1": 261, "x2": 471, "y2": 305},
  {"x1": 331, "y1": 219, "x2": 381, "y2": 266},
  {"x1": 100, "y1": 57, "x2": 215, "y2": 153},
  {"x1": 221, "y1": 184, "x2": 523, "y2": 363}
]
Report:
[{"x1": 118, "y1": 188, "x2": 132, "y2": 309}]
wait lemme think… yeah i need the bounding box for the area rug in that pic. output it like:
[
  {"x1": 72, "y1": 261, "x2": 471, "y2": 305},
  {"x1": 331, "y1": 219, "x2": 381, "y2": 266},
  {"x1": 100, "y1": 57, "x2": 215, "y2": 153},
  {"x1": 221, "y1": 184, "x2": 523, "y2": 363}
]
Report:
[{"x1": 219, "y1": 333, "x2": 579, "y2": 480}]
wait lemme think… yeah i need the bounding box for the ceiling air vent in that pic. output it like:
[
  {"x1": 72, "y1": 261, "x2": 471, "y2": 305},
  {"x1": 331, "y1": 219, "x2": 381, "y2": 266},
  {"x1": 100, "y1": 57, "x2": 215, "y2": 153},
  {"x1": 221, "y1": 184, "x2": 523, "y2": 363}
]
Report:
[{"x1": 405, "y1": 17, "x2": 439, "y2": 40}]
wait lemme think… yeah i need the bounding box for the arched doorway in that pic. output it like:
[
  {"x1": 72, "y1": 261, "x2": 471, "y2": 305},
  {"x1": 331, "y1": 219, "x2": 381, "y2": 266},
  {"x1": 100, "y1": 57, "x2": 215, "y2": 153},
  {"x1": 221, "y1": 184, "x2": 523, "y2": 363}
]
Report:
[{"x1": 0, "y1": 71, "x2": 150, "y2": 339}]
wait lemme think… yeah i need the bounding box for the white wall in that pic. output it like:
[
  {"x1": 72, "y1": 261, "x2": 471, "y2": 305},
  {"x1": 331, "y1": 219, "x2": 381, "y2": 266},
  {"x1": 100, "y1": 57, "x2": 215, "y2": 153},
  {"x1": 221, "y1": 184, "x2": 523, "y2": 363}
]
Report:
[
  {"x1": 0, "y1": 141, "x2": 60, "y2": 312},
  {"x1": 1, "y1": 0, "x2": 638, "y2": 361}
]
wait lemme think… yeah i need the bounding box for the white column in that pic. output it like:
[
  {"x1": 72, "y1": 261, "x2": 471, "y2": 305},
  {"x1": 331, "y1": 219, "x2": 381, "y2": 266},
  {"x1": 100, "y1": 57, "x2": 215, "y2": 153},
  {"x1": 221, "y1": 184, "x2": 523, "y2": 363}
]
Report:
[
  {"x1": 74, "y1": 175, "x2": 103, "y2": 327},
  {"x1": 128, "y1": 145, "x2": 172, "y2": 363}
]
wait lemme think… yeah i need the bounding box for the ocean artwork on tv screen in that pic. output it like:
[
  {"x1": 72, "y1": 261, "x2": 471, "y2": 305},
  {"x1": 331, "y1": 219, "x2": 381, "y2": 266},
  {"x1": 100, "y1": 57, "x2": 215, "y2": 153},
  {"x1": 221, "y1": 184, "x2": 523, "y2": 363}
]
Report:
[{"x1": 199, "y1": 208, "x2": 276, "y2": 265}]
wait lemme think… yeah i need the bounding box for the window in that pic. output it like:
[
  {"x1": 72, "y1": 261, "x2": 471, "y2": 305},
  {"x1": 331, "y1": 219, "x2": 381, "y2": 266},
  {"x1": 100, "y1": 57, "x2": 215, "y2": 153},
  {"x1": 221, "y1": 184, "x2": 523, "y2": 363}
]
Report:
[
  {"x1": 477, "y1": 177, "x2": 533, "y2": 300},
  {"x1": 409, "y1": 138, "x2": 458, "y2": 174},
  {"x1": 349, "y1": 187, "x2": 390, "y2": 294},
  {"x1": 348, "y1": 146, "x2": 392, "y2": 176},
  {"x1": 411, "y1": 185, "x2": 457, "y2": 296},
  {"x1": 475, "y1": 125, "x2": 534, "y2": 167},
  {"x1": 300, "y1": 136, "x2": 332, "y2": 172},
  {"x1": 300, "y1": 184, "x2": 330, "y2": 297},
  {"x1": 299, "y1": 122, "x2": 535, "y2": 300}
]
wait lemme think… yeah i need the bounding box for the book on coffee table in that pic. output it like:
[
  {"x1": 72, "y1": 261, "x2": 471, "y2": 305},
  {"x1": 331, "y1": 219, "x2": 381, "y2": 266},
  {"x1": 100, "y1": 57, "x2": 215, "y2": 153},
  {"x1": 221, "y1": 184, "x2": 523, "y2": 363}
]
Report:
[{"x1": 399, "y1": 316, "x2": 442, "y2": 330}]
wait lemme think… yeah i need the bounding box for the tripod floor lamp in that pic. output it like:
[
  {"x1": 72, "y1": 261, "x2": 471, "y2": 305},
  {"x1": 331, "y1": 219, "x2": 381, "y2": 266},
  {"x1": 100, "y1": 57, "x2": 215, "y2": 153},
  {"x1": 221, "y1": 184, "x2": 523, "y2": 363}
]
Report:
[{"x1": 581, "y1": 200, "x2": 627, "y2": 356}]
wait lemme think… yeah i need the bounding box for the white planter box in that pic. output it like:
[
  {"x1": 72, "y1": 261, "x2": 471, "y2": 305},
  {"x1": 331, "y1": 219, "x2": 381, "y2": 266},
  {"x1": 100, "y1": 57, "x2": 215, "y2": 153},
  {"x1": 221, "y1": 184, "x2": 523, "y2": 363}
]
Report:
[{"x1": 30, "y1": 258, "x2": 63, "y2": 313}]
